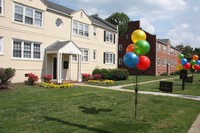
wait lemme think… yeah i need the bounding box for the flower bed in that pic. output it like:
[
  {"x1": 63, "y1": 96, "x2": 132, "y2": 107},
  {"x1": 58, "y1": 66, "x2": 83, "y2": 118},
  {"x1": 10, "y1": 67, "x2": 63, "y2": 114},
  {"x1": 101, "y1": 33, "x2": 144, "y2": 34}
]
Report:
[
  {"x1": 39, "y1": 82, "x2": 73, "y2": 89},
  {"x1": 88, "y1": 79, "x2": 115, "y2": 85}
]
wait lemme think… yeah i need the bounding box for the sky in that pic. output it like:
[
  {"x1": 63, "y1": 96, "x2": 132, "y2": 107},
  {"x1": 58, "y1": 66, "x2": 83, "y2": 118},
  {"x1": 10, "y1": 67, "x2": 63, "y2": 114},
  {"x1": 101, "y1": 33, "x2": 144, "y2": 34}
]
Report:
[{"x1": 49, "y1": 0, "x2": 200, "y2": 48}]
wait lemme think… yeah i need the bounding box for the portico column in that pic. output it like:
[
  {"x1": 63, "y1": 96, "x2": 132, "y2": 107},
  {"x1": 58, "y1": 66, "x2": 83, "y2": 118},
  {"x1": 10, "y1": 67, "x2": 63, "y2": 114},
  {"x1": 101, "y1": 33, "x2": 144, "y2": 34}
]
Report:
[
  {"x1": 57, "y1": 52, "x2": 61, "y2": 83},
  {"x1": 77, "y1": 54, "x2": 82, "y2": 82},
  {"x1": 59, "y1": 53, "x2": 63, "y2": 83},
  {"x1": 69, "y1": 54, "x2": 72, "y2": 80}
]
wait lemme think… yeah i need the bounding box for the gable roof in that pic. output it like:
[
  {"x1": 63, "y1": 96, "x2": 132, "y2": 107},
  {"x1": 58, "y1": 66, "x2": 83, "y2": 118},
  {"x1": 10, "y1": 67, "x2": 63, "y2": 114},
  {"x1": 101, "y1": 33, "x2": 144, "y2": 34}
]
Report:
[
  {"x1": 46, "y1": 41, "x2": 82, "y2": 55},
  {"x1": 44, "y1": 0, "x2": 75, "y2": 15},
  {"x1": 157, "y1": 39, "x2": 169, "y2": 45},
  {"x1": 43, "y1": 1, "x2": 117, "y2": 32},
  {"x1": 89, "y1": 14, "x2": 117, "y2": 32}
]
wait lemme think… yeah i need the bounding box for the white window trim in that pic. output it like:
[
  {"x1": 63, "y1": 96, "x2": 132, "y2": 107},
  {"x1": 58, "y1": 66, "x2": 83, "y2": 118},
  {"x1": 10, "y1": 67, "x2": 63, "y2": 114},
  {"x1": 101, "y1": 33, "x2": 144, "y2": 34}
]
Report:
[
  {"x1": 157, "y1": 58, "x2": 161, "y2": 66},
  {"x1": 81, "y1": 49, "x2": 89, "y2": 63},
  {"x1": 0, "y1": 37, "x2": 3, "y2": 55},
  {"x1": 162, "y1": 59, "x2": 167, "y2": 66},
  {"x1": 72, "y1": 54, "x2": 78, "y2": 62},
  {"x1": 93, "y1": 49, "x2": 97, "y2": 61},
  {"x1": 105, "y1": 52, "x2": 114, "y2": 64},
  {"x1": 0, "y1": 0, "x2": 4, "y2": 16},
  {"x1": 73, "y1": 20, "x2": 89, "y2": 37},
  {"x1": 13, "y1": 3, "x2": 43, "y2": 28},
  {"x1": 93, "y1": 26, "x2": 97, "y2": 37},
  {"x1": 12, "y1": 39, "x2": 42, "y2": 61},
  {"x1": 105, "y1": 31, "x2": 113, "y2": 43}
]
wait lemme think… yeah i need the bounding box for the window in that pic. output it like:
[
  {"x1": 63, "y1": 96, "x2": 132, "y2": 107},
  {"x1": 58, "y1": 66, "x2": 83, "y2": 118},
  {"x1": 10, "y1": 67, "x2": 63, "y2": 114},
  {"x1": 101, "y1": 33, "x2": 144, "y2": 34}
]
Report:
[
  {"x1": 119, "y1": 44, "x2": 123, "y2": 51},
  {"x1": 162, "y1": 59, "x2": 167, "y2": 66},
  {"x1": 81, "y1": 49, "x2": 89, "y2": 62},
  {"x1": 0, "y1": 0, "x2": 3, "y2": 15},
  {"x1": 162, "y1": 45, "x2": 167, "y2": 53},
  {"x1": 13, "y1": 39, "x2": 41, "y2": 59},
  {"x1": 157, "y1": 43, "x2": 161, "y2": 51},
  {"x1": 55, "y1": 18, "x2": 63, "y2": 27},
  {"x1": 0, "y1": 37, "x2": 3, "y2": 55},
  {"x1": 106, "y1": 32, "x2": 113, "y2": 42},
  {"x1": 170, "y1": 48, "x2": 174, "y2": 54},
  {"x1": 157, "y1": 58, "x2": 161, "y2": 66},
  {"x1": 73, "y1": 21, "x2": 89, "y2": 37},
  {"x1": 93, "y1": 50, "x2": 97, "y2": 61},
  {"x1": 14, "y1": 3, "x2": 43, "y2": 27},
  {"x1": 72, "y1": 55, "x2": 77, "y2": 62},
  {"x1": 104, "y1": 52, "x2": 115, "y2": 64},
  {"x1": 93, "y1": 26, "x2": 97, "y2": 37},
  {"x1": 119, "y1": 58, "x2": 122, "y2": 65},
  {"x1": 170, "y1": 60, "x2": 174, "y2": 67}
]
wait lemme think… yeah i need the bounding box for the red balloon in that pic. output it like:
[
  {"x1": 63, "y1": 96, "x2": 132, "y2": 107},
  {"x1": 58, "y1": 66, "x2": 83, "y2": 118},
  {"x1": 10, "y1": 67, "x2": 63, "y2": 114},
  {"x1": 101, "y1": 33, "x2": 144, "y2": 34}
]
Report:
[
  {"x1": 126, "y1": 43, "x2": 135, "y2": 53},
  {"x1": 193, "y1": 64, "x2": 200, "y2": 70},
  {"x1": 137, "y1": 56, "x2": 150, "y2": 70},
  {"x1": 184, "y1": 62, "x2": 191, "y2": 70}
]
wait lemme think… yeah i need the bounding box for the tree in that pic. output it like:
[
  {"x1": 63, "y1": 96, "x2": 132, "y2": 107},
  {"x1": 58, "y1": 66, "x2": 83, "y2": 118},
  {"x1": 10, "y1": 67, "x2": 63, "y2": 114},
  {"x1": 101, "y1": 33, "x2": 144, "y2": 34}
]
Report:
[{"x1": 105, "y1": 12, "x2": 130, "y2": 36}]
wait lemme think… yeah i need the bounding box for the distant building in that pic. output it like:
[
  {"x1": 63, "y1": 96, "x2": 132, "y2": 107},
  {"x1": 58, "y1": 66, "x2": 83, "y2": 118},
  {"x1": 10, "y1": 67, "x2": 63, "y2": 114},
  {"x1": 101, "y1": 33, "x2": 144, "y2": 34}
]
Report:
[{"x1": 118, "y1": 21, "x2": 181, "y2": 76}]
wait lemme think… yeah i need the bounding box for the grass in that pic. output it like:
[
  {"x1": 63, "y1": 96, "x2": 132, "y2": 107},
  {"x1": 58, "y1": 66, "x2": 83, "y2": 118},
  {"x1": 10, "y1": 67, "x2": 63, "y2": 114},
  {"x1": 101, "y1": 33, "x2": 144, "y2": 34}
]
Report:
[
  {"x1": 0, "y1": 85, "x2": 200, "y2": 133},
  {"x1": 87, "y1": 75, "x2": 177, "y2": 86},
  {"x1": 124, "y1": 74, "x2": 200, "y2": 96}
]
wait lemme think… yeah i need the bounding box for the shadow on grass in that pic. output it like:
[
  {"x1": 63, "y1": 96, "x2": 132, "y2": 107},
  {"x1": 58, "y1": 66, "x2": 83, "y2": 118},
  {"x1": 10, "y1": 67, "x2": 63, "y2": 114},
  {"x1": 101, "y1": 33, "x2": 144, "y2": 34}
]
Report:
[
  {"x1": 44, "y1": 116, "x2": 113, "y2": 133},
  {"x1": 78, "y1": 106, "x2": 113, "y2": 114}
]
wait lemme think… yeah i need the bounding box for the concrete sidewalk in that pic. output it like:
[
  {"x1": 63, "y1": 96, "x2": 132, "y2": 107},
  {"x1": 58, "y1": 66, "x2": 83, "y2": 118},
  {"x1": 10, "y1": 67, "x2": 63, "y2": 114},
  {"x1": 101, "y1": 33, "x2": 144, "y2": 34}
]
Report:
[{"x1": 73, "y1": 77, "x2": 200, "y2": 132}]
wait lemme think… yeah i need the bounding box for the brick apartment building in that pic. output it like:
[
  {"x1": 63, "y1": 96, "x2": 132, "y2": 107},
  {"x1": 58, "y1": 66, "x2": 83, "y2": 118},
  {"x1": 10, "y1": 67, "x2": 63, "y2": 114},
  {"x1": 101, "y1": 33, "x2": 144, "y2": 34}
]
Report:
[{"x1": 118, "y1": 21, "x2": 181, "y2": 76}]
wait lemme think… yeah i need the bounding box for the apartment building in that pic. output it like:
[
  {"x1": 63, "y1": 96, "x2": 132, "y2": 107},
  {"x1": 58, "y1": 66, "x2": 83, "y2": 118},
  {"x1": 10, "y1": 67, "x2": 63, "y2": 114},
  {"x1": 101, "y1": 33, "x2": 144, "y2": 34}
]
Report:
[
  {"x1": 0, "y1": 0, "x2": 118, "y2": 83},
  {"x1": 118, "y1": 21, "x2": 180, "y2": 76}
]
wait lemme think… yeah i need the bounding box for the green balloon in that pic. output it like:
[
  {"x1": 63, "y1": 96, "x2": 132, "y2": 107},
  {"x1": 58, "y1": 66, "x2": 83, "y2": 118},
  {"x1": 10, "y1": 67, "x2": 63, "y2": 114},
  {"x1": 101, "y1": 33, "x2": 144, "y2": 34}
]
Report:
[
  {"x1": 134, "y1": 40, "x2": 150, "y2": 55},
  {"x1": 178, "y1": 54, "x2": 184, "y2": 59},
  {"x1": 190, "y1": 60, "x2": 196, "y2": 65}
]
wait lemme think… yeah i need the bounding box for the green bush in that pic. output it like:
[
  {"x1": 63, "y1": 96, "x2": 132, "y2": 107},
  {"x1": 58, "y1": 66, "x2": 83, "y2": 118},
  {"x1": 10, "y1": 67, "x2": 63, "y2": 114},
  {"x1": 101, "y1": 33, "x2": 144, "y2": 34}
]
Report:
[
  {"x1": 160, "y1": 72, "x2": 168, "y2": 76},
  {"x1": 92, "y1": 68, "x2": 129, "y2": 81},
  {"x1": 0, "y1": 68, "x2": 15, "y2": 89}
]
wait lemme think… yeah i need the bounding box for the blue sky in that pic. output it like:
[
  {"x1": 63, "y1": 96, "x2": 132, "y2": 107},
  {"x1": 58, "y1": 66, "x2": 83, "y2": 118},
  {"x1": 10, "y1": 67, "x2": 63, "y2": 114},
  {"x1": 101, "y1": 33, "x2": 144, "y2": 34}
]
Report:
[{"x1": 49, "y1": 0, "x2": 200, "y2": 48}]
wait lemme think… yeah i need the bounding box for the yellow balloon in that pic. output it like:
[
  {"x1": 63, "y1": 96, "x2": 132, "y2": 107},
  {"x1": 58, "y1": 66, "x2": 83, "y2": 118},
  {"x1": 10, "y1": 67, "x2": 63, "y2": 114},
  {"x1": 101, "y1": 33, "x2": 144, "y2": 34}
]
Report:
[
  {"x1": 192, "y1": 65, "x2": 195, "y2": 69},
  {"x1": 131, "y1": 29, "x2": 146, "y2": 43},
  {"x1": 176, "y1": 64, "x2": 183, "y2": 71}
]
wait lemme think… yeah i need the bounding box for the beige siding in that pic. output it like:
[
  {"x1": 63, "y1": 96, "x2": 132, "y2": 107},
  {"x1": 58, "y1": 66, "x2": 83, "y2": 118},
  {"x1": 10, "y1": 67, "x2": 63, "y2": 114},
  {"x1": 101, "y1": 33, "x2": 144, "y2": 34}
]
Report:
[{"x1": 0, "y1": 0, "x2": 118, "y2": 82}]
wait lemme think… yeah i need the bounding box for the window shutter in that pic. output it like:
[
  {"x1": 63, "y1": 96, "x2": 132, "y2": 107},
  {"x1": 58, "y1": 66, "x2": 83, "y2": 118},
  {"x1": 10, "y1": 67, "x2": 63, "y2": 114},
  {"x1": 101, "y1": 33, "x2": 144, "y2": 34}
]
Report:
[
  {"x1": 104, "y1": 31, "x2": 106, "y2": 42},
  {"x1": 103, "y1": 52, "x2": 106, "y2": 64},
  {"x1": 113, "y1": 34, "x2": 115, "y2": 44},
  {"x1": 113, "y1": 54, "x2": 115, "y2": 64}
]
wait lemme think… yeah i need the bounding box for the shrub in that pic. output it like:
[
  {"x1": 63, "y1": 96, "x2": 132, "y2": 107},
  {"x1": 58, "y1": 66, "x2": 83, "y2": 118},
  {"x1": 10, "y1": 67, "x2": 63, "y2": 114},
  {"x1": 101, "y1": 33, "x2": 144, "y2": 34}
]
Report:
[
  {"x1": 81, "y1": 73, "x2": 92, "y2": 81},
  {"x1": 92, "y1": 68, "x2": 129, "y2": 81},
  {"x1": 160, "y1": 72, "x2": 168, "y2": 76},
  {"x1": 92, "y1": 74, "x2": 102, "y2": 80},
  {"x1": 0, "y1": 68, "x2": 15, "y2": 89},
  {"x1": 27, "y1": 73, "x2": 39, "y2": 85},
  {"x1": 42, "y1": 74, "x2": 52, "y2": 83}
]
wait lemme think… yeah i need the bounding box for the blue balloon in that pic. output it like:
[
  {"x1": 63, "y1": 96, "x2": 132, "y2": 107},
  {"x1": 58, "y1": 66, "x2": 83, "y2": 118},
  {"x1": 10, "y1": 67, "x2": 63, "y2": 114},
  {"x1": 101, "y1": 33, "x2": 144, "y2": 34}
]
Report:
[
  {"x1": 196, "y1": 60, "x2": 200, "y2": 65},
  {"x1": 181, "y1": 58, "x2": 188, "y2": 65},
  {"x1": 123, "y1": 52, "x2": 139, "y2": 68}
]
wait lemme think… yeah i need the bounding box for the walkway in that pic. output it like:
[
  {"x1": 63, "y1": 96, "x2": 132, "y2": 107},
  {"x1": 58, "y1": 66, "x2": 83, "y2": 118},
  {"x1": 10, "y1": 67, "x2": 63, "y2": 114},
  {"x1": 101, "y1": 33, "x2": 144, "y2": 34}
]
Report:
[{"x1": 74, "y1": 77, "x2": 200, "y2": 133}]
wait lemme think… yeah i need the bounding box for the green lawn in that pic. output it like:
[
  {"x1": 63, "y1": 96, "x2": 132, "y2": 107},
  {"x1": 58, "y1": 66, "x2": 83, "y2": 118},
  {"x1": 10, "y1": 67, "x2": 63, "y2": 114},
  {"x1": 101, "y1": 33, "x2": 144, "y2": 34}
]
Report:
[
  {"x1": 124, "y1": 74, "x2": 200, "y2": 96},
  {"x1": 0, "y1": 85, "x2": 200, "y2": 133}
]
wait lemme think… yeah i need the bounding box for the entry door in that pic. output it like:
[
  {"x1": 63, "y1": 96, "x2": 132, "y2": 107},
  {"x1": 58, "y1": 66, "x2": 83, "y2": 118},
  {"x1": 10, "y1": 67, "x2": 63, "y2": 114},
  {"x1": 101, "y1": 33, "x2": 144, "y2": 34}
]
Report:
[{"x1": 53, "y1": 57, "x2": 57, "y2": 79}]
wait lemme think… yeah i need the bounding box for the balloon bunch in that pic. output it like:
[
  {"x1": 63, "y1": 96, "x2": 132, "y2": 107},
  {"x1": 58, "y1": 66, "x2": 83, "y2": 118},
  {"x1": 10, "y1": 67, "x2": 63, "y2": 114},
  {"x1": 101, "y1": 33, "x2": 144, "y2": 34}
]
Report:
[
  {"x1": 176, "y1": 54, "x2": 200, "y2": 71},
  {"x1": 123, "y1": 29, "x2": 150, "y2": 70}
]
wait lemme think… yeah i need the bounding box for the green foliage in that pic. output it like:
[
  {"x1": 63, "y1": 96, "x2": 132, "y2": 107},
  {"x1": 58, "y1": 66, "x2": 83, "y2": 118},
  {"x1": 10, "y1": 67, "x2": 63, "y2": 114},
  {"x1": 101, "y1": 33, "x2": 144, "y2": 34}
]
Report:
[
  {"x1": 92, "y1": 68, "x2": 129, "y2": 81},
  {"x1": 0, "y1": 68, "x2": 15, "y2": 89},
  {"x1": 105, "y1": 12, "x2": 130, "y2": 36},
  {"x1": 160, "y1": 72, "x2": 168, "y2": 76}
]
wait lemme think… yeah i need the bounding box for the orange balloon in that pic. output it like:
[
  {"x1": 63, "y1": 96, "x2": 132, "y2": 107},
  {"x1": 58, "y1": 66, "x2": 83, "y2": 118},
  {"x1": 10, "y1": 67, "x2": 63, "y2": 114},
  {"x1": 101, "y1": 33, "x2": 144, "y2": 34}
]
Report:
[
  {"x1": 177, "y1": 59, "x2": 181, "y2": 64},
  {"x1": 126, "y1": 43, "x2": 135, "y2": 53},
  {"x1": 193, "y1": 55, "x2": 199, "y2": 60}
]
